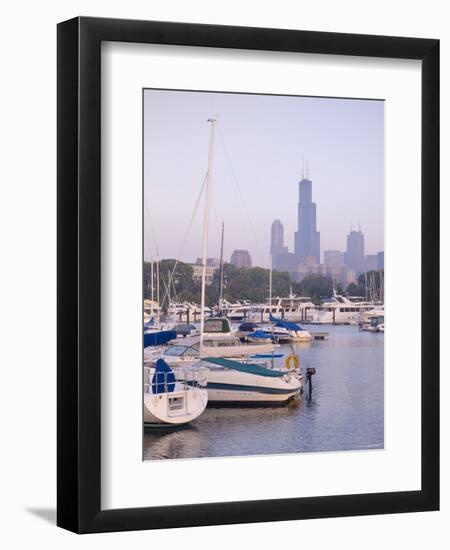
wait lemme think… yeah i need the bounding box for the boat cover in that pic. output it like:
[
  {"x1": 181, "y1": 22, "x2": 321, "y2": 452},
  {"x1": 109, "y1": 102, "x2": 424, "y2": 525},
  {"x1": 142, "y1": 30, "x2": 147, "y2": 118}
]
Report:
[
  {"x1": 248, "y1": 330, "x2": 272, "y2": 339},
  {"x1": 144, "y1": 330, "x2": 177, "y2": 348},
  {"x1": 269, "y1": 314, "x2": 304, "y2": 332},
  {"x1": 151, "y1": 359, "x2": 176, "y2": 394},
  {"x1": 203, "y1": 357, "x2": 286, "y2": 378},
  {"x1": 238, "y1": 322, "x2": 259, "y2": 332}
]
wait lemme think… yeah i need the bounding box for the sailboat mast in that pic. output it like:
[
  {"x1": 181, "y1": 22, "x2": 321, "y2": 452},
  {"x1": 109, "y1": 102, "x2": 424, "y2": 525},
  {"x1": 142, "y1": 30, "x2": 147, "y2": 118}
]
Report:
[
  {"x1": 200, "y1": 118, "x2": 217, "y2": 346},
  {"x1": 150, "y1": 260, "x2": 154, "y2": 302},
  {"x1": 269, "y1": 254, "x2": 273, "y2": 307},
  {"x1": 156, "y1": 257, "x2": 160, "y2": 326},
  {"x1": 219, "y1": 221, "x2": 224, "y2": 312}
]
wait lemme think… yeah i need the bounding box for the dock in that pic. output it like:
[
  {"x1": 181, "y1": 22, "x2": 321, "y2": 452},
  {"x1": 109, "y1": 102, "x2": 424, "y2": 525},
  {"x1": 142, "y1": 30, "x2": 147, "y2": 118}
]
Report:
[
  {"x1": 236, "y1": 331, "x2": 329, "y2": 342},
  {"x1": 309, "y1": 332, "x2": 329, "y2": 340}
]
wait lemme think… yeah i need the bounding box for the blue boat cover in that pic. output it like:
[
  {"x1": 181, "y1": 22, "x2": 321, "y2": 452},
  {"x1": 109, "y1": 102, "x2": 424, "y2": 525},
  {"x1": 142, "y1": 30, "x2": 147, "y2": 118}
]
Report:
[
  {"x1": 269, "y1": 314, "x2": 304, "y2": 331},
  {"x1": 238, "y1": 322, "x2": 259, "y2": 332},
  {"x1": 248, "y1": 330, "x2": 271, "y2": 339},
  {"x1": 151, "y1": 358, "x2": 176, "y2": 394},
  {"x1": 144, "y1": 330, "x2": 177, "y2": 348},
  {"x1": 203, "y1": 357, "x2": 285, "y2": 378}
]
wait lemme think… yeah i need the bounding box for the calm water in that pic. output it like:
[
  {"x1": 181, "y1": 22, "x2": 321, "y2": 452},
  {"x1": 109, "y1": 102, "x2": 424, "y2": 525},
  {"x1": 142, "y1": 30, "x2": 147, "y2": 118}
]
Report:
[{"x1": 143, "y1": 325, "x2": 384, "y2": 460}]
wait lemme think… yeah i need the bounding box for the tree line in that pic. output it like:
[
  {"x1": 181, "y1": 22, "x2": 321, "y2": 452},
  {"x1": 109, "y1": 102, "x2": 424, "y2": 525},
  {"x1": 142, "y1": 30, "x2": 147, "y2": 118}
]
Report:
[{"x1": 144, "y1": 260, "x2": 384, "y2": 308}]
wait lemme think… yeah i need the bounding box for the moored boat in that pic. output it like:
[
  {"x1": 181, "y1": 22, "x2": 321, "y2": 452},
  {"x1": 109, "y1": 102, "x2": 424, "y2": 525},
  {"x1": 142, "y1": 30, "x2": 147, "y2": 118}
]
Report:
[{"x1": 143, "y1": 359, "x2": 208, "y2": 427}]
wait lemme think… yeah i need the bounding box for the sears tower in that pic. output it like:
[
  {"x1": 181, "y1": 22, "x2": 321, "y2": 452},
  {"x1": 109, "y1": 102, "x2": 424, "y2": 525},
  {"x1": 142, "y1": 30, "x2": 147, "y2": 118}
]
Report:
[{"x1": 294, "y1": 175, "x2": 320, "y2": 263}]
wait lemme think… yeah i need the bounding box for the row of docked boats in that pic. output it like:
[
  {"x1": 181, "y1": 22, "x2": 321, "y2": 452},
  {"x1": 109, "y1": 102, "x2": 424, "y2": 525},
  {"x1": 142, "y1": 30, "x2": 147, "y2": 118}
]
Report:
[
  {"x1": 143, "y1": 316, "x2": 305, "y2": 427},
  {"x1": 145, "y1": 292, "x2": 384, "y2": 327}
]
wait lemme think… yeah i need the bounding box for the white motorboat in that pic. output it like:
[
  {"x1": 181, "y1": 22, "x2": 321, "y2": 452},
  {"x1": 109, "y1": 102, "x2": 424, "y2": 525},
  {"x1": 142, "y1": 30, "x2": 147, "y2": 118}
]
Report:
[
  {"x1": 262, "y1": 315, "x2": 312, "y2": 343},
  {"x1": 198, "y1": 357, "x2": 302, "y2": 404},
  {"x1": 364, "y1": 315, "x2": 385, "y2": 333},
  {"x1": 358, "y1": 305, "x2": 385, "y2": 330},
  {"x1": 143, "y1": 359, "x2": 208, "y2": 427}
]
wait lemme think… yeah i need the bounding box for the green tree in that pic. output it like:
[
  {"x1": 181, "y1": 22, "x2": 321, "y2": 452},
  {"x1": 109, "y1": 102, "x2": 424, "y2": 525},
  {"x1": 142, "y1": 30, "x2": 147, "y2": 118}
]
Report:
[
  {"x1": 143, "y1": 260, "x2": 197, "y2": 310},
  {"x1": 292, "y1": 275, "x2": 335, "y2": 304}
]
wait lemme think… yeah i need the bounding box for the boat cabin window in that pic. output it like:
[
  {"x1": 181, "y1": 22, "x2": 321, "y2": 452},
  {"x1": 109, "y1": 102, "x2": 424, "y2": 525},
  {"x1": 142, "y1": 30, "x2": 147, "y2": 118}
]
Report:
[
  {"x1": 165, "y1": 345, "x2": 189, "y2": 357},
  {"x1": 203, "y1": 318, "x2": 232, "y2": 333},
  {"x1": 202, "y1": 338, "x2": 240, "y2": 348},
  {"x1": 165, "y1": 344, "x2": 199, "y2": 357}
]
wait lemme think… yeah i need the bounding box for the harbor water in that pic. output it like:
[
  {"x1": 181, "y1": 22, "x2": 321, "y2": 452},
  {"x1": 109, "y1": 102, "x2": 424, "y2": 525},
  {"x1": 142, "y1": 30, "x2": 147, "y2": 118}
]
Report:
[{"x1": 143, "y1": 325, "x2": 384, "y2": 460}]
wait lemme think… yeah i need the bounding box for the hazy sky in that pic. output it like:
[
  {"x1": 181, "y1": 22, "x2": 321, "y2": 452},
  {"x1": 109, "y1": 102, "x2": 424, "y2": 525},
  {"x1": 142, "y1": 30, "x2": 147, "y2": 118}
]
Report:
[{"x1": 144, "y1": 89, "x2": 384, "y2": 267}]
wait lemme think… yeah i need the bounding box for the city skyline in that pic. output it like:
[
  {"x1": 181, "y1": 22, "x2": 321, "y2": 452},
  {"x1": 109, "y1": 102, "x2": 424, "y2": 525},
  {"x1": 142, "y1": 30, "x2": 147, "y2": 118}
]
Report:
[{"x1": 144, "y1": 89, "x2": 384, "y2": 267}]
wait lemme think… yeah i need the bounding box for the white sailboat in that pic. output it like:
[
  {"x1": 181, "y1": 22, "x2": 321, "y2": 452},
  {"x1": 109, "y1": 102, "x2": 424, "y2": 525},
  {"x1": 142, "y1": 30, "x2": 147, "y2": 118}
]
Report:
[
  {"x1": 143, "y1": 119, "x2": 223, "y2": 427},
  {"x1": 191, "y1": 119, "x2": 302, "y2": 404},
  {"x1": 143, "y1": 359, "x2": 208, "y2": 427}
]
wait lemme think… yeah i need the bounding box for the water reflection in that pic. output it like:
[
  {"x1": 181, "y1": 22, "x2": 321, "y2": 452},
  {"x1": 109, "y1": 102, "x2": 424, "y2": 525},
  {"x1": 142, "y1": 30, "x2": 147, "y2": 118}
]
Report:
[{"x1": 144, "y1": 325, "x2": 384, "y2": 460}]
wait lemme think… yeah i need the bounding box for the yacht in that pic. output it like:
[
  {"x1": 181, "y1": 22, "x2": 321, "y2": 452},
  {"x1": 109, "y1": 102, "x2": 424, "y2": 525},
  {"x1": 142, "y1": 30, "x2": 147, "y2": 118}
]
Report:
[
  {"x1": 249, "y1": 295, "x2": 315, "y2": 323},
  {"x1": 309, "y1": 291, "x2": 380, "y2": 325}
]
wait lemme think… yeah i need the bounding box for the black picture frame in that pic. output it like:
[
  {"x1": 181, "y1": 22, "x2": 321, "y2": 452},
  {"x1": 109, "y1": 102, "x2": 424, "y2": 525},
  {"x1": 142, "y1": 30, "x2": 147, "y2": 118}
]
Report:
[{"x1": 57, "y1": 16, "x2": 439, "y2": 533}]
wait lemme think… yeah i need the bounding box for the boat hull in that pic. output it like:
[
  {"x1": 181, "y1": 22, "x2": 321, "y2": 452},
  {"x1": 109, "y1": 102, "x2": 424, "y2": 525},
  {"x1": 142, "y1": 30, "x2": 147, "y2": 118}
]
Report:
[
  {"x1": 203, "y1": 367, "x2": 302, "y2": 404},
  {"x1": 206, "y1": 385, "x2": 301, "y2": 404},
  {"x1": 144, "y1": 386, "x2": 208, "y2": 427}
]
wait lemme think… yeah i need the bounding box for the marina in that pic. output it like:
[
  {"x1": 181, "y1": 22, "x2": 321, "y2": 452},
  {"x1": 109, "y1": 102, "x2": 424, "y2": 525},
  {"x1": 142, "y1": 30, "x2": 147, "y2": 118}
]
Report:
[{"x1": 142, "y1": 102, "x2": 385, "y2": 457}]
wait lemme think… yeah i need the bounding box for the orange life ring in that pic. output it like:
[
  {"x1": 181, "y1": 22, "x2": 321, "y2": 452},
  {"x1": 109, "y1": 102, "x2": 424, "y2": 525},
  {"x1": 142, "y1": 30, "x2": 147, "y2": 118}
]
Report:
[{"x1": 285, "y1": 354, "x2": 299, "y2": 370}]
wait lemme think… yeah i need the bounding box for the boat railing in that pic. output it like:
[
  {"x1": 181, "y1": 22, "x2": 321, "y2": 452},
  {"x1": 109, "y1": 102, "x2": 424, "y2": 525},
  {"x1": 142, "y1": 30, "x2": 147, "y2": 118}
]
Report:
[{"x1": 143, "y1": 365, "x2": 208, "y2": 394}]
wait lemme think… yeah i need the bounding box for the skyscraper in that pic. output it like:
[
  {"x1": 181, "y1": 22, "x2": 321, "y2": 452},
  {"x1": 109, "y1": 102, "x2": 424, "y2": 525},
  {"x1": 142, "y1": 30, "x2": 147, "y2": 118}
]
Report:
[
  {"x1": 270, "y1": 219, "x2": 288, "y2": 269},
  {"x1": 294, "y1": 176, "x2": 320, "y2": 263},
  {"x1": 324, "y1": 250, "x2": 344, "y2": 268},
  {"x1": 345, "y1": 229, "x2": 365, "y2": 273},
  {"x1": 230, "y1": 249, "x2": 252, "y2": 268}
]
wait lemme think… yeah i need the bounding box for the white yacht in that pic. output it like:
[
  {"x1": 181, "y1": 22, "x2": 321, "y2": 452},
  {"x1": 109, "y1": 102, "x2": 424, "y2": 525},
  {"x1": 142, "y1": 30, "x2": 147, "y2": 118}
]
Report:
[
  {"x1": 309, "y1": 291, "x2": 380, "y2": 325},
  {"x1": 224, "y1": 303, "x2": 255, "y2": 322},
  {"x1": 249, "y1": 295, "x2": 315, "y2": 323}
]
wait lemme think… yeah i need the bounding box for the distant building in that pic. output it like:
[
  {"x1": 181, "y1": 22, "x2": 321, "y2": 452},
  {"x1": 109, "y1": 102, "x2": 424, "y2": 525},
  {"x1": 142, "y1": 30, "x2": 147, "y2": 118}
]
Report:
[
  {"x1": 324, "y1": 250, "x2": 344, "y2": 268},
  {"x1": 292, "y1": 259, "x2": 356, "y2": 287},
  {"x1": 345, "y1": 229, "x2": 365, "y2": 274},
  {"x1": 364, "y1": 254, "x2": 378, "y2": 272},
  {"x1": 294, "y1": 176, "x2": 320, "y2": 263},
  {"x1": 274, "y1": 251, "x2": 297, "y2": 272},
  {"x1": 270, "y1": 219, "x2": 288, "y2": 269},
  {"x1": 230, "y1": 249, "x2": 252, "y2": 269},
  {"x1": 377, "y1": 251, "x2": 384, "y2": 270},
  {"x1": 190, "y1": 264, "x2": 218, "y2": 285},
  {"x1": 324, "y1": 265, "x2": 357, "y2": 287}
]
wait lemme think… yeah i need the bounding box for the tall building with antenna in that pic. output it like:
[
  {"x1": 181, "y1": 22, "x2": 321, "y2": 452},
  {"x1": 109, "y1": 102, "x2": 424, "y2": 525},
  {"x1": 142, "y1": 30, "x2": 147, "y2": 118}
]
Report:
[{"x1": 294, "y1": 165, "x2": 320, "y2": 264}]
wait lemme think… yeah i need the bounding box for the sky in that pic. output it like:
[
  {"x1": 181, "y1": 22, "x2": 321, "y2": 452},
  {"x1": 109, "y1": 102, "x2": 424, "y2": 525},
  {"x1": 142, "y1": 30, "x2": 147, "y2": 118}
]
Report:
[{"x1": 143, "y1": 89, "x2": 384, "y2": 268}]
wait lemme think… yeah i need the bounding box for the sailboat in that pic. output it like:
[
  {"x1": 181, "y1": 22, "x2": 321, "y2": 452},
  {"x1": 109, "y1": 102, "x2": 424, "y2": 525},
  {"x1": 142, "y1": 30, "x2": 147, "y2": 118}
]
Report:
[
  {"x1": 176, "y1": 118, "x2": 302, "y2": 404},
  {"x1": 143, "y1": 359, "x2": 208, "y2": 427}
]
